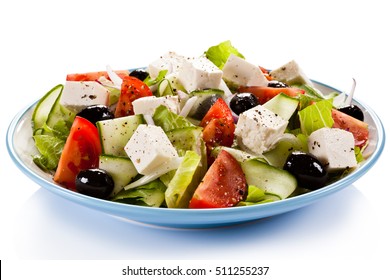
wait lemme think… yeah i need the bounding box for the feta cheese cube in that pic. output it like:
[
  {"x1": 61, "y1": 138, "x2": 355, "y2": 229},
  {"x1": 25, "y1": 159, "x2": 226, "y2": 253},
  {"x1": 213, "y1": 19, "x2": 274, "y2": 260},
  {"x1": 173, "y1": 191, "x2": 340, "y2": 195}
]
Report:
[
  {"x1": 269, "y1": 60, "x2": 313, "y2": 86},
  {"x1": 308, "y1": 127, "x2": 357, "y2": 171},
  {"x1": 60, "y1": 81, "x2": 110, "y2": 112},
  {"x1": 148, "y1": 52, "x2": 190, "y2": 79},
  {"x1": 222, "y1": 54, "x2": 268, "y2": 87},
  {"x1": 124, "y1": 124, "x2": 179, "y2": 175},
  {"x1": 177, "y1": 56, "x2": 223, "y2": 92},
  {"x1": 132, "y1": 95, "x2": 180, "y2": 115},
  {"x1": 235, "y1": 105, "x2": 288, "y2": 155}
]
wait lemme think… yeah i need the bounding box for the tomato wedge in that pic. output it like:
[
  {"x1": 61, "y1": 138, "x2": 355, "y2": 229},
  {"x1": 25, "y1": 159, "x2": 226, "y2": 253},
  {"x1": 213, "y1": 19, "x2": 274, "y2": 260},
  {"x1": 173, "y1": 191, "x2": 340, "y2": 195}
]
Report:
[
  {"x1": 332, "y1": 109, "x2": 369, "y2": 148},
  {"x1": 200, "y1": 98, "x2": 235, "y2": 162},
  {"x1": 66, "y1": 70, "x2": 129, "y2": 81},
  {"x1": 114, "y1": 76, "x2": 153, "y2": 117},
  {"x1": 189, "y1": 150, "x2": 247, "y2": 208},
  {"x1": 53, "y1": 116, "x2": 102, "y2": 190},
  {"x1": 238, "y1": 86, "x2": 304, "y2": 104}
]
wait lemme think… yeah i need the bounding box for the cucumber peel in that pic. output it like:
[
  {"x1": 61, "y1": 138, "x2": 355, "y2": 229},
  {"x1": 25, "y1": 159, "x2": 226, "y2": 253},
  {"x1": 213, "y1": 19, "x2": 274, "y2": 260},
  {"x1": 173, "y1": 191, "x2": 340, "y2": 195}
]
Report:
[{"x1": 32, "y1": 84, "x2": 63, "y2": 131}]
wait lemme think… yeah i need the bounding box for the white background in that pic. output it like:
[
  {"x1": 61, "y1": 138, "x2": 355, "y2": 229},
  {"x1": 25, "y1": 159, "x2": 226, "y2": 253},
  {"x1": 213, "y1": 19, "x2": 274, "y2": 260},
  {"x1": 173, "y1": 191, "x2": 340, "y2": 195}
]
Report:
[{"x1": 1, "y1": 0, "x2": 389, "y2": 279}]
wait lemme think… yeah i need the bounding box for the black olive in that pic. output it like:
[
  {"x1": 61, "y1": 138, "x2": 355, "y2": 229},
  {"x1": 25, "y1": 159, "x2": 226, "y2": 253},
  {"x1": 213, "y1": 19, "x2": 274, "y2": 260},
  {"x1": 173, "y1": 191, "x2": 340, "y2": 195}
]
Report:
[
  {"x1": 338, "y1": 105, "x2": 364, "y2": 121},
  {"x1": 129, "y1": 69, "x2": 149, "y2": 81},
  {"x1": 75, "y1": 169, "x2": 114, "y2": 199},
  {"x1": 268, "y1": 80, "x2": 289, "y2": 88},
  {"x1": 191, "y1": 95, "x2": 220, "y2": 120},
  {"x1": 283, "y1": 151, "x2": 328, "y2": 190},
  {"x1": 76, "y1": 105, "x2": 114, "y2": 126},
  {"x1": 229, "y1": 93, "x2": 259, "y2": 115}
]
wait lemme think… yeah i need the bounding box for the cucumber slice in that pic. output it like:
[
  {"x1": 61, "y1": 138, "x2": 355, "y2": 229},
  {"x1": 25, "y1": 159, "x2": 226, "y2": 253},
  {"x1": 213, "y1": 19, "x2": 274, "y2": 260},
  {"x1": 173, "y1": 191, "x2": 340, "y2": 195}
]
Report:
[
  {"x1": 263, "y1": 93, "x2": 299, "y2": 121},
  {"x1": 97, "y1": 115, "x2": 145, "y2": 157},
  {"x1": 99, "y1": 155, "x2": 138, "y2": 197},
  {"x1": 263, "y1": 133, "x2": 308, "y2": 168},
  {"x1": 45, "y1": 89, "x2": 76, "y2": 132},
  {"x1": 241, "y1": 159, "x2": 297, "y2": 199},
  {"x1": 165, "y1": 150, "x2": 204, "y2": 208},
  {"x1": 166, "y1": 127, "x2": 204, "y2": 156},
  {"x1": 32, "y1": 84, "x2": 63, "y2": 131}
]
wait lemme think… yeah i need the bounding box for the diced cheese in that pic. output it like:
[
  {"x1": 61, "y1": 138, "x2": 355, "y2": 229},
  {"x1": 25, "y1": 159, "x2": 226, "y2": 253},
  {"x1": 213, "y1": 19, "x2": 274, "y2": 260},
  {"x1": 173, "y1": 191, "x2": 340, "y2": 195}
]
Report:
[
  {"x1": 132, "y1": 95, "x2": 180, "y2": 115},
  {"x1": 177, "y1": 56, "x2": 223, "y2": 93},
  {"x1": 269, "y1": 60, "x2": 313, "y2": 86},
  {"x1": 235, "y1": 105, "x2": 288, "y2": 155},
  {"x1": 308, "y1": 127, "x2": 357, "y2": 171},
  {"x1": 148, "y1": 52, "x2": 190, "y2": 79},
  {"x1": 60, "y1": 81, "x2": 110, "y2": 112},
  {"x1": 222, "y1": 54, "x2": 268, "y2": 87},
  {"x1": 124, "y1": 124, "x2": 179, "y2": 175}
]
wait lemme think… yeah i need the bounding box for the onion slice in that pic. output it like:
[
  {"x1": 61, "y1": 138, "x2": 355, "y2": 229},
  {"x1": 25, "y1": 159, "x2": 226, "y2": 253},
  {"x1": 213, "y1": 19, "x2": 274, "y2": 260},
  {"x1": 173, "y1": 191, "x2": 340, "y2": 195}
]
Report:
[
  {"x1": 106, "y1": 65, "x2": 123, "y2": 89},
  {"x1": 124, "y1": 157, "x2": 183, "y2": 190},
  {"x1": 143, "y1": 114, "x2": 155, "y2": 126},
  {"x1": 179, "y1": 96, "x2": 198, "y2": 117},
  {"x1": 345, "y1": 78, "x2": 356, "y2": 105}
]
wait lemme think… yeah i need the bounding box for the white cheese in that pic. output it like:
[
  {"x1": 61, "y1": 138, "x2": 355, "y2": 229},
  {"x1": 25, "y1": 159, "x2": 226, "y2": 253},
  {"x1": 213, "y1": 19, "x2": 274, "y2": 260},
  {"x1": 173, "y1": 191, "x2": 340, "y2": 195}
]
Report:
[
  {"x1": 269, "y1": 60, "x2": 313, "y2": 86},
  {"x1": 222, "y1": 54, "x2": 268, "y2": 87},
  {"x1": 235, "y1": 105, "x2": 288, "y2": 155},
  {"x1": 124, "y1": 124, "x2": 179, "y2": 175},
  {"x1": 60, "y1": 81, "x2": 110, "y2": 112},
  {"x1": 148, "y1": 52, "x2": 190, "y2": 79},
  {"x1": 177, "y1": 56, "x2": 223, "y2": 93},
  {"x1": 132, "y1": 95, "x2": 180, "y2": 115},
  {"x1": 308, "y1": 127, "x2": 357, "y2": 171}
]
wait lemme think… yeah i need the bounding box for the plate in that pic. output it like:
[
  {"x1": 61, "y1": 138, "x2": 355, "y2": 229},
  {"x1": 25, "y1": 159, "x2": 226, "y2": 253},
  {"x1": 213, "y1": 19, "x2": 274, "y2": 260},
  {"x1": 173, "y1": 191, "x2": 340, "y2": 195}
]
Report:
[{"x1": 6, "y1": 81, "x2": 385, "y2": 228}]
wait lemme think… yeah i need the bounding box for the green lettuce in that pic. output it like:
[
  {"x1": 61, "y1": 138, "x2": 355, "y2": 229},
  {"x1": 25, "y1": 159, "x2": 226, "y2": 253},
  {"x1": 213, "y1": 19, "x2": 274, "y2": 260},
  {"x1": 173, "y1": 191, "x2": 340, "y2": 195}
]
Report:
[
  {"x1": 143, "y1": 69, "x2": 168, "y2": 87},
  {"x1": 165, "y1": 150, "x2": 203, "y2": 208},
  {"x1": 33, "y1": 135, "x2": 65, "y2": 171},
  {"x1": 32, "y1": 86, "x2": 75, "y2": 171},
  {"x1": 152, "y1": 105, "x2": 195, "y2": 132},
  {"x1": 237, "y1": 185, "x2": 280, "y2": 206},
  {"x1": 298, "y1": 99, "x2": 334, "y2": 136},
  {"x1": 205, "y1": 40, "x2": 245, "y2": 69},
  {"x1": 295, "y1": 84, "x2": 339, "y2": 110}
]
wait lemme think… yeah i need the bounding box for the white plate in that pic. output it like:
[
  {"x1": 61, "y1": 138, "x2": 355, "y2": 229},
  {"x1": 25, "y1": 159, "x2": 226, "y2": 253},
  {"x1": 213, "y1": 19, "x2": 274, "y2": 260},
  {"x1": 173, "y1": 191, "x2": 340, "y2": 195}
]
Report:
[{"x1": 6, "y1": 81, "x2": 385, "y2": 228}]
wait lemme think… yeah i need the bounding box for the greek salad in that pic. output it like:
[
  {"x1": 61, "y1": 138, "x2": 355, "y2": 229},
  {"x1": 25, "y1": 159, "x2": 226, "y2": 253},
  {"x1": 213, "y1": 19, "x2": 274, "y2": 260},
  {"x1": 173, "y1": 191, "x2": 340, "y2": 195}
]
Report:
[{"x1": 31, "y1": 40, "x2": 369, "y2": 208}]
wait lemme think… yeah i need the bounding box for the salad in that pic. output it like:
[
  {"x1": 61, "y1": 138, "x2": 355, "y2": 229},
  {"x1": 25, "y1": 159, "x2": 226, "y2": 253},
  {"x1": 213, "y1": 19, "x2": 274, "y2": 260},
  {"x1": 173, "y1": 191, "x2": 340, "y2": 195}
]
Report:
[{"x1": 31, "y1": 40, "x2": 369, "y2": 209}]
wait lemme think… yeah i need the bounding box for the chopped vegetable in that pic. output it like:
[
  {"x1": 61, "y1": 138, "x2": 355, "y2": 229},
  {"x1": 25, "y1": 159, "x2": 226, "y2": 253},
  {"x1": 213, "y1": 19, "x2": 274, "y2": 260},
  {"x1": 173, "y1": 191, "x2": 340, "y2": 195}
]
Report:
[{"x1": 30, "y1": 41, "x2": 371, "y2": 209}]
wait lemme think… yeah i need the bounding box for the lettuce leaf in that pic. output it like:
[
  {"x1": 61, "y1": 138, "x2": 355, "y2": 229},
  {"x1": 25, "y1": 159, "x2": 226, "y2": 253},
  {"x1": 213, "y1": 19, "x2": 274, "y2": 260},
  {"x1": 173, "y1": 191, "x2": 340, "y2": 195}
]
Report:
[
  {"x1": 237, "y1": 185, "x2": 280, "y2": 206},
  {"x1": 32, "y1": 87, "x2": 75, "y2": 171},
  {"x1": 298, "y1": 99, "x2": 334, "y2": 136},
  {"x1": 143, "y1": 69, "x2": 168, "y2": 87},
  {"x1": 33, "y1": 135, "x2": 65, "y2": 171},
  {"x1": 152, "y1": 105, "x2": 195, "y2": 132},
  {"x1": 205, "y1": 40, "x2": 245, "y2": 69}
]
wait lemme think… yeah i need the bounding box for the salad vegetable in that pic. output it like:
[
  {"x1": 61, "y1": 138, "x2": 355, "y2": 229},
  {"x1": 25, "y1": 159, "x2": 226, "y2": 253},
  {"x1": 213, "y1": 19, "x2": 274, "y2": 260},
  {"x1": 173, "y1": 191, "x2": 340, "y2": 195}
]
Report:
[{"x1": 31, "y1": 40, "x2": 370, "y2": 209}]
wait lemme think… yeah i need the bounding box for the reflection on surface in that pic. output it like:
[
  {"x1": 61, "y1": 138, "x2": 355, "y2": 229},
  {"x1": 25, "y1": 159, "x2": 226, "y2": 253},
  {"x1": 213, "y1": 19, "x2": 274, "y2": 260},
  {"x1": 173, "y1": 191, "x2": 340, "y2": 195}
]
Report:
[{"x1": 14, "y1": 185, "x2": 374, "y2": 260}]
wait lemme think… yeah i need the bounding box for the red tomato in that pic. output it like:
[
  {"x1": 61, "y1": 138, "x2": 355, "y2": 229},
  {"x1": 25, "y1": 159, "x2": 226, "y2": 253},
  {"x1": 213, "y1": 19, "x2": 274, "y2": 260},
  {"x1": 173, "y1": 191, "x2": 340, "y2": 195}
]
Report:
[
  {"x1": 238, "y1": 86, "x2": 304, "y2": 104},
  {"x1": 259, "y1": 66, "x2": 272, "y2": 81},
  {"x1": 114, "y1": 76, "x2": 153, "y2": 117},
  {"x1": 200, "y1": 98, "x2": 235, "y2": 160},
  {"x1": 332, "y1": 109, "x2": 369, "y2": 148},
  {"x1": 189, "y1": 150, "x2": 247, "y2": 208},
  {"x1": 66, "y1": 70, "x2": 129, "y2": 81},
  {"x1": 54, "y1": 116, "x2": 102, "y2": 190}
]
